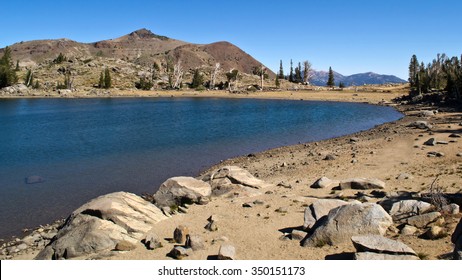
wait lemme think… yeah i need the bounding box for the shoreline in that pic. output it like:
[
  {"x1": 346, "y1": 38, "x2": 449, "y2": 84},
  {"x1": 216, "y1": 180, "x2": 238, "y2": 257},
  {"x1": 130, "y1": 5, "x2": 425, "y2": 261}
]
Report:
[{"x1": 3, "y1": 88, "x2": 462, "y2": 260}]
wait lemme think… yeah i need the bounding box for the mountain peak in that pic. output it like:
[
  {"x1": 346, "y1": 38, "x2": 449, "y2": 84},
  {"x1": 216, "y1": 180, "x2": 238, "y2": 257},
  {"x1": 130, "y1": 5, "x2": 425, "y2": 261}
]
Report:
[{"x1": 127, "y1": 28, "x2": 169, "y2": 40}]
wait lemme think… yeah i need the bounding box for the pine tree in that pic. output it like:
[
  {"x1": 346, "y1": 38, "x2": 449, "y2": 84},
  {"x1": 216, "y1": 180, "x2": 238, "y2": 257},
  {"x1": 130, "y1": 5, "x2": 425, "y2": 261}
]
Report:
[
  {"x1": 275, "y1": 75, "x2": 280, "y2": 88},
  {"x1": 15, "y1": 60, "x2": 19, "y2": 71},
  {"x1": 278, "y1": 60, "x2": 284, "y2": 79},
  {"x1": 98, "y1": 71, "x2": 105, "y2": 88},
  {"x1": 289, "y1": 59, "x2": 294, "y2": 82},
  {"x1": 104, "y1": 68, "x2": 111, "y2": 89},
  {"x1": 408, "y1": 54, "x2": 419, "y2": 89},
  {"x1": 0, "y1": 46, "x2": 18, "y2": 88},
  {"x1": 327, "y1": 67, "x2": 335, "y2": 87},
  {"x1": 191, "y1": 68, "x2": 204, "y2": 88},
  {"x1": 295, "y1": 62, "x2": 302, "y2": 83}
]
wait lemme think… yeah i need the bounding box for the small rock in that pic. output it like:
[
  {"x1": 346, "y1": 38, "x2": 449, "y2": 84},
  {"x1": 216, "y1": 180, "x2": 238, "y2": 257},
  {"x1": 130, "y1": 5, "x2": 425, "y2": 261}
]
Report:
[
  {"x1": 277, "y1": 182, "x2": 292, "y2": 188},
  {"x1": 403, "y1": 212, "x2": 442, "y2": 228},
  {"x1": 16, "y1": 243, "x2": 28, "y2": 251},
  {"x1": 177, "y1": 206, "x2": 188, "y2": 213},
  {"x1": 408, "y1": 121, "x2": 432, "y2": 130},
  {"x1": 424, "y1": 138, "x2": 436, "y2": 146},
  {"x1": 218, "y1": 244, "x2": 236, "y2": 260},
  {"x1": 161, "y1": 206, "x2": 172, "y2": 217},
  {"x1": 442, "y1": 203, "x2": 459, "y2": 215},
  {"x1": 436, "y1": 141, "x2": 449, "y2": 145},
  {"x1": 427, "y1": 151, "x2": 445, "y2": 157},
  {"x1": 185, "y1": 234, "x2": 205, "y2": 251},
  {"x1": 281, "y1": 162, "x2": 288, "y2": 167},
  {"x1": 275, "y1": 207, "x2": 288, "y2": 213},
  {"x1": 457, "y1": 153, "x2": 462, "y2": 157},
  {"x1": 114, "y1": 240, "x2": 137, "y2": 251},
  {"x1": 242, "y1": 203, "x2": 253, "y2": 208},
  {"x1": 424, "y1": 226, "x2": 447, "y2": 240},
  {"x1": 350, "y1": 137, "x2": 360, "y2": 143},
  {"x1": 418, "y1": 110, "x2": 435, "y2": 117},
  {"x1": 339, "y1": 178, "x2": 385, "y2": 190},
  {"x1": 253, "y1": 200, "x2": 265, "y2": 205},
  {"x1": 173, "y1": 225, "x2": 189, "y2": 244},
  {"x1": 449, "y1": 133, "x2": 461, "y2": 138},
  {"x1": 142, "y1": 231, "x2": 162, "y2": 250},
  {"x1": 205, "y1": 221, "x2": 218, "y2": 232},
  {"x1": 401, "y1": 225, "x2": 418, "y2": 236},
  {"x1": 310, "y1": 177, "x2": 340, "y2": 189},
  {"x1": 168, "y1": 246, "x2": 193, "y2": 259},
  {"x1": 323, "y1": 154, "x2": 336, "y2": 161}
]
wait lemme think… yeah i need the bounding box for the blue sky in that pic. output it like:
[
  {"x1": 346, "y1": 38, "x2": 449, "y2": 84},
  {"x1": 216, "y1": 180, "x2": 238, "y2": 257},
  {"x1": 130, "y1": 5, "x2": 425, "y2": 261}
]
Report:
[{"x1": 2, "y1": 0, "x2": 461, "y2": 79}]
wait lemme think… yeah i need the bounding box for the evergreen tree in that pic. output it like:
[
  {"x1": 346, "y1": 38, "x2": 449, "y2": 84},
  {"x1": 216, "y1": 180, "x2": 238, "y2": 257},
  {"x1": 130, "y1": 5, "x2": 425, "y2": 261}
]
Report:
[
  {"x1": 15, "y1": 60, "x2": 19, "y2": 71},
  {"x1": 327, "y1": 67, "x2": 335, "y2": 87},
  {"x1": 104, "y1": 68, "x2": 111, "y2": 89},
  {"x1": 275, "y1": 75, "x2": 280, "y2": 88},
  {"x1": 152, "y1": 61, "x2": 160, "y2": 81},
  {"x1": 0, "y1": 46, "x2": 18, "y2": 88},
  {"x1": 98, "y1": 71, "x2": 105, "y2": 88},
  {"x1": 53, "y1": 53, "x2": 67, "y2": 64},
  {"x1": 278, "y1": 60, "x2": 284, "y2": 79},
  {"x1": 191, "y1": 68, "x2": 204, "y2": 88},
  {"x1": 408, "y1": 54, "x2": 419, "y2": 89},
  {"x1": 339, "y1": 82, "x2": 345, "y2": 88},
  {"x1": 295, "y1": 62, "x2": 302, "y2": 83},
  {"x1": 289, "y1": 59, "x2": 294, "y2": 82}
]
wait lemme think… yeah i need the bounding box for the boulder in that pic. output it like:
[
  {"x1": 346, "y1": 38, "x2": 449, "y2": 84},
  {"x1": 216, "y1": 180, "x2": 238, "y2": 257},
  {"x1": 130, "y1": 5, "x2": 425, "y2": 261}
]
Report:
[
  {"x1": 408, "y1": 121, "x2": 432, "y2": 130},
  {"x1": 451, "y1": 217, "x2": 462, "y2": 260},
  {"x1": 303, "y1": 199, "x2": 350, "y2": 230},
  {"x1": 423, "y1": 226, "x2": 447, "y2": 240},
  {"x1": 35, "y1": 192, "x2": 167, "y2": 259},
  {"x1": 442, "y1": 203, "x2": 460, "y2": 215},
  {"x1": 388, "y1": 200, "x2": 434, "y2": 221},
  {"x1": 424, "y1": 138, "x2": 436, "y2": 146},
  {"x1": 354, "y1": 252, "x2": 420, "y2": 260},
  {"x1": 310, "y1": 177, "x2": 340, "y2": 189},
  {"x1": 302, "y1": 203, "x2": 392, "y2": 247},
  {"x1": 339, "y1": 178, "x2": 385, "y2": 190},
  {"x1": 218, "y1": 244, "x2": 236, "y2": 260},
  {"x1": 402, "y1": 212, "x2": 442, "y2": 228},
  {"x1": 418, "y1": 110, "x2": 435, "y2": 117},
  {"x1": 400, "y1": 225, "x2": 418, "y2": 236},
  {"x1": 351, "y1": 235, "x2": 417, "y2": 256},
  {"x1": 154, "y1": 176, "x2": 211, "y2": 207},
  {"x1": 168, "y1": 246, "x2": 193, "y2": 260},
  {"x1": 173, "y1": 225, "x2": 189, "y2": 244},
  {"x1": 142, "y1": 230, "x2": 162, "y2": 250},
  {"x1": 115, "y1": 240, "x2": 136, "y2": 251},
  {"x1": 185, "y1": 234, "x2": 205, "y2": 251}
]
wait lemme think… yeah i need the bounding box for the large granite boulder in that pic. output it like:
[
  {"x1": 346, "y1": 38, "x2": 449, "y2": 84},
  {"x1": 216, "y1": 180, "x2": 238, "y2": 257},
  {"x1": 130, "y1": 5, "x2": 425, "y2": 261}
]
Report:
[
  {"x1": 35, "y1": 192, "x2": 167, "y2": 259},
  {"x1": 154, "y1": 176, "x2": 211, "y2": 207},
  {"x1": 303, "y1": 199, "x2": 356, "y2": 230},
  {"x1": 310, "y1": 177, "x2": 340, "y2": 189},
  {"x1": 339, "y1": 178, "x2": 385, "y2": 190},
  {"x1": 302, "y1": 203, "x2": 392, "y2": 247},
  {"x1": 388, "y1": 200, "x2": 434, "y2": 221},
  {"x1": 451, "y1": 217, "x2": 462, "y2": 260}
]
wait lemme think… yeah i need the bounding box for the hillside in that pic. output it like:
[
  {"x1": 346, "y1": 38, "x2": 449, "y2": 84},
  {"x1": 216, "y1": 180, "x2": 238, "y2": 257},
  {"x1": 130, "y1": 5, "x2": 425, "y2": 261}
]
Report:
[{"x1": 0, "y1": 29, "x2": 274, "y2": 90}]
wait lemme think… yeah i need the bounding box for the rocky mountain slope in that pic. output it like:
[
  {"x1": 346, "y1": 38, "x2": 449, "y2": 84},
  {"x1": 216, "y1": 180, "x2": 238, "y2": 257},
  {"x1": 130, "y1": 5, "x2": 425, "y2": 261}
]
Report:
[{"x1": 310, "y1": 70, "x2": 406, "y2": 86}]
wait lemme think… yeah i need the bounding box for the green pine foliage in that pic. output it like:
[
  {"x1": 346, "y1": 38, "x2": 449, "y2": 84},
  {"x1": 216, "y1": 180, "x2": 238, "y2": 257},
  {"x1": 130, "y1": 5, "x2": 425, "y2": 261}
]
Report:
[
  {"x1": 275, "y1": 75, "x2": 280, "y2": 88},
  {"x1": 135, "y1": 77, "x2": 153, "y2": 90},
  {"x1": 278, "y1": 60, "x2": 284, "y2": 79},
  {"x1": 104, "y1": 68, "x2": 111, "y2": 89},
  {"x1": 191, "y1": 69, "x2": 204, "y2": 88},
  {"x1": 53, "y1": 53, "x2": 67, "y2": 64},
  {"x1": 327, "y1": 67, "x2": 335, "y2": 87},
  {"x1": 0, "y1": 46, "x2": 18, "y2": 88}
]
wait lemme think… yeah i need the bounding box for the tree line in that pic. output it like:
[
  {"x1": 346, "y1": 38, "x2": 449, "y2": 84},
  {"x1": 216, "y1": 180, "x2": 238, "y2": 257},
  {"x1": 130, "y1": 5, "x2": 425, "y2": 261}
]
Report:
[{"x1": 409, "y1": 53, "x2": 462, "y2": 100}]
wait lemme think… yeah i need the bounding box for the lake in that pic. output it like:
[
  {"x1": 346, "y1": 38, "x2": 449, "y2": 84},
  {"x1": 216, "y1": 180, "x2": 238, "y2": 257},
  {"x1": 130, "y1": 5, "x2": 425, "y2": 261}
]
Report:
[{"x1": 0, "y1": 97, "x2": 403, "y2": 238}]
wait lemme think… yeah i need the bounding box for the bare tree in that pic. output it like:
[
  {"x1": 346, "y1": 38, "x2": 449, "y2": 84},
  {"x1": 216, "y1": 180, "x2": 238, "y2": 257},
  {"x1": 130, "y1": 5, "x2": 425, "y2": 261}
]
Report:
[
  {"x1": 303, "y1": 60, "x2": 313, "y2": 85},
  {"x1": 260, "y1": 65, "x2": 266, "y2": 90},
  {"x1": 210, "y1": 62, "x2": 220, "y2": 89},
  {"x1": 172, "y1": 60, "x2": 183, "y2": 89}
]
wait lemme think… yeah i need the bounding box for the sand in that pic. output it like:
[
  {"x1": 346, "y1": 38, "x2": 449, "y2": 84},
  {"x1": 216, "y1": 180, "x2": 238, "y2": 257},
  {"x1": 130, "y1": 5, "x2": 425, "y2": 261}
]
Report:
[{"x1": 8, "y1": 86, "x2": 462, "y2": 260}]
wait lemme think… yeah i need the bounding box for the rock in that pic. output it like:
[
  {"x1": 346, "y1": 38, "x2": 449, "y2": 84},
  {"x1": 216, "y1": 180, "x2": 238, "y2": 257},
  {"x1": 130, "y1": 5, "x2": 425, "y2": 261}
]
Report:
[
  {"x1": 204, "y1": 166, "x2": 272, "y2": 189},
  {"x1": 142, "y1": 230, "x2": 162, "y2": 250},
  {"x1": 436, "y1": 140, "x2": 449, "y2": 145},
  {"x1": 185, "y1": 234, "x2": 205, "y2": 251},
  {"x1": 449, "y1": 133, "x2": 461, "y2": 138},
  {"x1": 424, "y1": 138, "x2": 436, "y2": 146},
  {"x1": 168, "y1": 246, "x2": 193, "y2": 259},
  {"x1": 35, "y1": 192, "x2": 167, "y2": 259},
  {"x1": 173, "y1": 225, "x2": 189, "y2": 244},
  {"x1": 291, "y1": 230, "x2": 306, "y2": 241},
  {"x1": 275, "y1": 207, "x2": 288, "y2": 213},
  {"x1": 452, "y1": 217, "x2": 462, "y2": 260},
  {"x1": 427, "y1": 151, "x2": 445, "y2": 157},
  {"x1": 115, "y1": 240, "x2": 136, "y2": 251},
  {"x1": 402, "y1": 212, "x2": 442, "y2": 228},
  {"x1": 401, "y1": 225, "x2": 418, "y2": 235},
  {"x1": 396, "y1": 173, "x2": 414, "y2": 180},
  {"x1": 161, "y1": 206, "x2": 173, "y2": 217},
  {"x1": 242, "y1": 203, "x2": 253, "y2": 208},
  {"x1": 310, "y1": 177, "x2": 340, "y2": 189},
  {"x1": 25, "y1": 175, "x2": 45, "y2": 184},
  {"x1": 205, "y1": 215, "x2": 219, "y2": 231},
  {"x1": 424, "y1": 226, "x2": 447, "y2": 240},
  {"x1": 302, "y1": 203, "x2": 392, "y2": 247},
  {"x1": 16, "y1": 243, "x2": 28, "y2": 251},
  {"x1": 154, "y1": 176, "x2": 211, "y2": 208},
  {"x1": 354, "y1": 252, "x2": 420, "y2": 260},
  {"x1": 457, "y1": 153, "x2": 462, "y2": 157},
  {"x1": 388, "y1": 200, "x2": 433, "y2": 221},
  {"x1": 303, "y1": 199, "x2": 350, "y2": 230},
  {"x1": 218, "y1": 244, "x2": 236, "y2": 260},
  {"x1": 339, "y1": 178, "x2": 385, "y2": 190},
  {"x1": 408, "y1": 121, "x2": 432, "y2": 130},
  {"x1": 442, "y1": 203, "x2": 460, "y2": 215},
  {"x1": 418, "y1": 110, "x2": 435, "y2": 117},
  {"x1": 323, "y1": 154, "x2": 336, "y2": 161},
  {"x1": 350, "y1": 137, "x2": 360, "y2": 143},
  {"x1": 351, "y1": 235, "x2": 417, "y2": 256}
]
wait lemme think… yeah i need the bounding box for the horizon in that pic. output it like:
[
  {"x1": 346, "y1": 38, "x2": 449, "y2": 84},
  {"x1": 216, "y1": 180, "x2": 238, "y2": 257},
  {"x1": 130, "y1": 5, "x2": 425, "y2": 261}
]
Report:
[{"x1": 2, "y1": 0, "x2": 461, "y2": 80}]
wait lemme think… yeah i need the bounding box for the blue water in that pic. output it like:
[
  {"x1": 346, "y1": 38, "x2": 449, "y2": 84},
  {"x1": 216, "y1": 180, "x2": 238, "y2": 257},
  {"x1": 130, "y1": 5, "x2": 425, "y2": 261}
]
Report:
[{"x1": 0, "y1": 97, "x2": 402, "y2": 238}]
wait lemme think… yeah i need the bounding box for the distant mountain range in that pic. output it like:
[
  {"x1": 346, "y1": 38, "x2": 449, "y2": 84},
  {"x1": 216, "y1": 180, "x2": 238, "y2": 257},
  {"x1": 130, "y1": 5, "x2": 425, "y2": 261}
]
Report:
[{"x1": 309, "y1": 70, "x2": 406, "y2": 86}]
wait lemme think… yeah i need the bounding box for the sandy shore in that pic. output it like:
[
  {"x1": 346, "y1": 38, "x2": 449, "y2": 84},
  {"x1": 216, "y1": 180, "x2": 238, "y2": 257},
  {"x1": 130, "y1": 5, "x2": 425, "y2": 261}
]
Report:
[{"x1": 8, "y1": 87, "x2": 462, "y2": 260}]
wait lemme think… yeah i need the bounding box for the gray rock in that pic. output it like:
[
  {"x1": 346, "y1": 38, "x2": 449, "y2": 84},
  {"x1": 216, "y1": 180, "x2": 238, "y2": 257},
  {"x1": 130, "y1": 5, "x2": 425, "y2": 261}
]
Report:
[
  {"x1": 205, "y1": 215, "x2": 219, "y2": 231},
  {"x1": 424, "y1": 226, "x2": 447, "y2": 240},
  {"x1": 424, "y1": 138, "x2": 436, "y2": 146},
  {"x1": 218, "y1": 244, "x2": 236, "y2": 260},
  {"x1": 115, "y1": 240, "x2": 136, "y2": 251},
  {"x1": 350, "y1": 137, "x2": 360, "y2": 143},
  {"x1": 302, "y1": 203, "x2": 392, "y2": 247},
  {"x1": 154, "y1": 176, "x2": 211, "y2": 208},
  {"x1": 457, "y1": 153, "x2": 462, "y2": 157},
  {"x1": 204, "y1": 166, "x2": 272, "y2": 189},
  {"x1": 354, "y1": 252, "x2": 420, "y2": 260},
  {"x1": 418, "y1": 110, "x2": 435, "y2": 117},
  {"x1": 35, "y1": 192, "x2": 167, "y2": 259},
  {"x1": 169, "y1": 246, "x2": 193, "y2": 259},
  {"x1": 388, "y1": 200, "x2": 433, "y2": 221},
  {"x1": 25, "y1": 175, "x2": 45, "y2": 184},
  {"x1": 402, "y1": 212, "x2": 442, "y2": 228},
  {"x1": 323, "y1": 154, "x2": 336, "y2": 161},
  {"x1": 351, "y1": 235, "x2": 417, "y2": 256},
  {"x1": 303, "y1": 199, "x2": 350, "y2": 230},
  {"x1": 173, "y1": 225, "x2": 189, "y2": 244},
  {"x1": 142, "y1": 230, "x2": 162, "y2": 250},
  {"x1": 291, "y1": 230, "x2": 306, "y2": 241},
  {"x1": 310, "y1": 177, "x2": 340, "y2": 189},
  {"x1": 449, "y1": 133, "x2": 461, "y2": 138},
  {"x1": 408, "y1": 121, "x2": 432, "y2": 130},
  {"x1": 436, "y1": 141, "x2": 449, "y2": 145},
  {"x1": 442, "y1": 203, "x2": 459, "y2": 215},
  {"x1": 339, "y1": 178, "x2": 385, "y2": 190},
  {"x1": 16, "y1": 243, "x2": 28, "y2": 251},
  {"x1": 400, "y1": 225, "x2": 418, "y2": 236},
  {"x1": 185, "y1": 234, "x2": 205, "y2": 251}
]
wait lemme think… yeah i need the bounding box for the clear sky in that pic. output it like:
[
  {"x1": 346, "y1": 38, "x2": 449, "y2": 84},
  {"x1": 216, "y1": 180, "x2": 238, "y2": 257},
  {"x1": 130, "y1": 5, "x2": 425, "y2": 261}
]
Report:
[{"x1": 2, "y1": 0, "x2": 461, "y2": 79}]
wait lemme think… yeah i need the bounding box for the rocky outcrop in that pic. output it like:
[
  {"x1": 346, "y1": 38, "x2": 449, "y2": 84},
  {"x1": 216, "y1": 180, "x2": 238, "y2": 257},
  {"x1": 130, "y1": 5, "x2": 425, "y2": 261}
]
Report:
[
  {"x1": 339, "y1": 178, "x2": 385, "y2": 190},
  {"x1": 302, "y1": 203, "x2": 392, "y2": 247},
  {"x1": 200, "y1": 166, "x2": 272, "y2": 197},
  {"x1": 351, "y1": 235, "x2": 417, "y2": 256},
  {"x1": 408, "y1": 121, "x2": 433, "y2": 130},
  {"x1": 153, "y1": 176, "x2": 211, "y2": 208},
  {"x1": 388, "y1": 200, "x2": 434, "y2": 221},
  {"x1": 35, "y1": 192, "x2": 167, "y2": 259},
  {"x1": 303, "y1": 199, "x2": 353, "y2": 230}
]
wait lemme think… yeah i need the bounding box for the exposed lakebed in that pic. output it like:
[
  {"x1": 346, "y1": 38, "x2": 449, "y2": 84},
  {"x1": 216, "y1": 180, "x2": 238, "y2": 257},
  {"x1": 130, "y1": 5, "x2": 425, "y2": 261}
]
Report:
[{"x1": 0, "y1": 97, "x2": 403, "y2": 238}]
